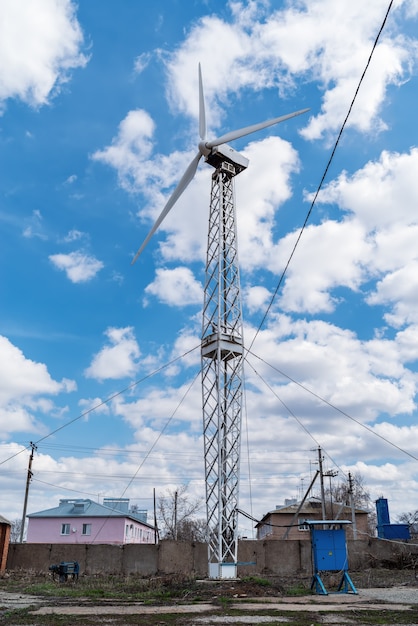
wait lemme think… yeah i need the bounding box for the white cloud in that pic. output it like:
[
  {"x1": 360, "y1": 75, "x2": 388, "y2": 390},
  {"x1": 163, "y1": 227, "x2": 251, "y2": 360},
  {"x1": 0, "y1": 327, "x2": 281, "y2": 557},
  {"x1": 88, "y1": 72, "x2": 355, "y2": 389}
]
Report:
[
  {"x1": 236, "y1": 136, "x2": 302, "y2": 270},
  {"x1": 317, "y1": 149, "x2": 418, "y2": 231},
  {"x1": 111, "y1": 380, "x2": 202, "y2": 433},
  {"x1": 0, "y1": 335, "x2": 76, "y2": 438},
  {"x1": 92, "y1": 109, "x2": 157, "y2": 193},
  {"x1": 64, "y1": 174, "x2": 77, "y2": 185},
  {"x1": 144, "y1": 267, "x2": 202, "y2": 307},
  {"x1": 49, "y1": 251, "x2": 104, "y2": 283},
  {"x1": 0, "y1": 0, "x2": 88, "y2": 110},
  {"x1": 85, "y1": 327, "x2": 141, "y2": 381},
  {"x1": 94, "y1": 124, "x2": 302, "y2": 272},
  {"x1": 133, "y1": 52, "x2": 151, "y2": 74},
  {"x1": 78, "y1": 397, "x2": 110, "y2": 417},
  {"x1": 244, "y1": 285, "x2": 272, "y2": 314},
  {"x1": 274, "y1": 219, "x2": 370, "y2": 314},
  {"x1": 22, "y1": 210, "x2": 47, "y2": 240},
  {"x1": 246, "y1": 314, "x2": 417, "y2": 423},
  {"x1": 310, "y1": 148, "x2": 418, "y2": 322},
  {"x1": 165, "y1": 0, "x2": 418, "y2": 140},
  {"x1": 367, "y1": 262, "x2": 418, "y2": 327},
  {"x1": 63, "y1": 229, "x2": 85, "y2": 242}
]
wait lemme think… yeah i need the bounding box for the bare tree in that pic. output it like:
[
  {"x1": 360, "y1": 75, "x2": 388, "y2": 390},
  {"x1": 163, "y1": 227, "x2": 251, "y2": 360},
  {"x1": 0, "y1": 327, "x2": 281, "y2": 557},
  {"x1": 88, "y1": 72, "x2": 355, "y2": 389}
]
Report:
[
  {"x1": 324, "y1": 472, "x2": 376, "y2": 535},
  {"x1": 397, "y1": 510, "x2": 418, "y2": 537},
  {"x1": 9, "y1": 518, "x2": 23, "y2": 543},
  {"x1": 325, "y1": 472, "x2": 371, "y2": 509},
  {"x1": 158, "y1": 485, "x2": 206, "y2": 541}
]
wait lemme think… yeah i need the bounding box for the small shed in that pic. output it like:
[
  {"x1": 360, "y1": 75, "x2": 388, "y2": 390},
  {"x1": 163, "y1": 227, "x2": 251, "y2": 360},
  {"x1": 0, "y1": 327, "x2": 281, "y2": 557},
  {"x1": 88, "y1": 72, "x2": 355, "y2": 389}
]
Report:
[{"x1": 0, "y1": 515, "x2": 11, "y2": 573}]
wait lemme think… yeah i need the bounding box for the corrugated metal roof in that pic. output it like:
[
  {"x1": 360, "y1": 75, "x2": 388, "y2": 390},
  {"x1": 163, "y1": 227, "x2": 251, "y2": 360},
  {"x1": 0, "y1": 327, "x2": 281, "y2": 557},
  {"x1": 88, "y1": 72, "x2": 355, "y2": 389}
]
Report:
[{"x1": 27, "y1": 498, "x2": 154, "y2": 528}]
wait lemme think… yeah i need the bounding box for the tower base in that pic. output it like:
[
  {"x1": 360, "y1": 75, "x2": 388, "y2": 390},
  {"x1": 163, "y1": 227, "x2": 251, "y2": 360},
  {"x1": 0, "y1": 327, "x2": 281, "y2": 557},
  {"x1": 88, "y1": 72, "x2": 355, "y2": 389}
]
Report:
[{"x1": 209, "y1": 562, "x2": 238, "y2": 579}]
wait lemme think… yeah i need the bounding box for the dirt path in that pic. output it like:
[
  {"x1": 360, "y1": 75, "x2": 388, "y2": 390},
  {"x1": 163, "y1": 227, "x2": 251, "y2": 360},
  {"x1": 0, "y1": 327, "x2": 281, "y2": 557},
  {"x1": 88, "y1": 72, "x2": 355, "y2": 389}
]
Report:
[{"x1": 26, "y1": 587, "x2": 418, "y2": 616}]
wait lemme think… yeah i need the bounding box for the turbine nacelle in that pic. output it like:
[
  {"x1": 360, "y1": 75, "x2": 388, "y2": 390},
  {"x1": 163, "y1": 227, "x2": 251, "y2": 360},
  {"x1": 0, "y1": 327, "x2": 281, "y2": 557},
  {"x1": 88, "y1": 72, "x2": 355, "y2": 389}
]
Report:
[
  {"x1": 131, "y1": 64, "x2": 309, "y2": 265},
  {"x1": 204, "y1": 143, "x2": 249, "y2": 172}
]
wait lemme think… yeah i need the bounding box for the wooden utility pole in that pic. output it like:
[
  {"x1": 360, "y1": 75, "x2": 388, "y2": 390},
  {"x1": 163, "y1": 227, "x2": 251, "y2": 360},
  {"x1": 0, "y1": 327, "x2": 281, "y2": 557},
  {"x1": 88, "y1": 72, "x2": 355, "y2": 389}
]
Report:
[
  {"x1": 20, "y1": 442, "x2": 36, "y2": 543},
  {"x1": 317, "y1": 447, "x2": 326, "y2": 520},
  {"x1": 348, "y1": 472, "x2": 357, "y2": 539},
  {"x1": 174, "y1": 490, "x2": 178, "y2": 541},
  {"x1": 324, "y1": 469, "x2": 338, "y2": 519},
  {"x1": 153, "y1": 488, "x2": 159, "y2": 544}
]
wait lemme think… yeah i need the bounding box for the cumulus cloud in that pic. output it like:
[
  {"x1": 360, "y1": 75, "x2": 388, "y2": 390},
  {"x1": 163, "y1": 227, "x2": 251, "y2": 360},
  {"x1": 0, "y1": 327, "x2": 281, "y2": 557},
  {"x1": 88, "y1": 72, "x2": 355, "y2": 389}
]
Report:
[
  {"x1": 49, "y1": 251, "x2": 104, "y2": 283},
  {"x1": 244, "y1": 285, "x2": 272, "y2": 314},
  {"x1": 306, "y1": 148, "x2": 418, "y2": 322},
  {"x1": 91, "y1": 109, "x2": 157, "y2": 193},
  {"x1": 85, "y1": 327, "x2": 141, "y2": 381},
  {"x1": 165, "y1": 0, "x2": 418, "y2": 139},
  {"x1": 144, "y1": 267, "x2": 202, "y2": 307},
  {"x1": 0, "y1": 335, "x2": 76, "y2": 438},
  {"x1": 246, "y1": 315, "x2": 417, "y2": 423},
  {"x1": 0, "y1": 0, "x2": 88, "y2": 110}
]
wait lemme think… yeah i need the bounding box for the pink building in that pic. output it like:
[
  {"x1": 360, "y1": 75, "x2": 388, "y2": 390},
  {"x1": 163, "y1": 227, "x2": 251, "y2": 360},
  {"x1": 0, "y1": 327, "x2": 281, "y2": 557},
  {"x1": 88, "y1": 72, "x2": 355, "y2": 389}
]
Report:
[{"x1": 26, "y1": 498, "x2": 156, "y2": 545}]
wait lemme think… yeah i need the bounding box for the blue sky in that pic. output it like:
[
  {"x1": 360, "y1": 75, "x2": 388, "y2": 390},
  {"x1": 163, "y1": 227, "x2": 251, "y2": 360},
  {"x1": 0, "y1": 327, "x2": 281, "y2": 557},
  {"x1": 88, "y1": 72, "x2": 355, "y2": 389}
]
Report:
[{"x1": 1, "y1": 0, "x2": 418, "y2": 535}]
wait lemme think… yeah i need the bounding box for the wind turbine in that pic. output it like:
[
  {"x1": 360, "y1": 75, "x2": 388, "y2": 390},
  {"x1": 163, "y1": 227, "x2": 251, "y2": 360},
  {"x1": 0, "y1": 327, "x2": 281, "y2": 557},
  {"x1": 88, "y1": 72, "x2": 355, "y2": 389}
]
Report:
[{"x1": 133, "y1": 64, "x2": 308, "y2": 578}]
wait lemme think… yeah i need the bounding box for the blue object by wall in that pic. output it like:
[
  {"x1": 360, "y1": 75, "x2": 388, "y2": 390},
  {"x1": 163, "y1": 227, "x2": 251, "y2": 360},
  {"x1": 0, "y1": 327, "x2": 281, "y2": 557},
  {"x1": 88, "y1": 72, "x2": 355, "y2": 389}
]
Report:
[{"x1": 311, "y1": 528, "x2": 348, "y2": 572}]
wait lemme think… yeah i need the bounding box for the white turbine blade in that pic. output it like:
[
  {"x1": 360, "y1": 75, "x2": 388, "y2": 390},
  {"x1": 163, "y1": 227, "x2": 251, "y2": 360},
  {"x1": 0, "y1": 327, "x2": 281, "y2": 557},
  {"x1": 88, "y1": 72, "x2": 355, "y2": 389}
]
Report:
[
  {"x1": 131, "y1": 151, "x2": 202, "y2": 265},
  {"x1": 198, "y1": 63, "x2": 206, "y2": 141},
  {"x1": 206, "y1": 108, "x2": 309, "y2": 148}
]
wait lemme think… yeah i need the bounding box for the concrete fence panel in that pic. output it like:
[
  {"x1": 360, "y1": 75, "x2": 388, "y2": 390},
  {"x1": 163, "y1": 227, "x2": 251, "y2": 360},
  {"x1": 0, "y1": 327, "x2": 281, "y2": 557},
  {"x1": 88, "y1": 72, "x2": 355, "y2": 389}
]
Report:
[
  {"x1": 122, "y1": 544, "x2": 158, "y2": 576},
  {"x1": 6, "y1": 538, "x2": 416, "y2": 577}
]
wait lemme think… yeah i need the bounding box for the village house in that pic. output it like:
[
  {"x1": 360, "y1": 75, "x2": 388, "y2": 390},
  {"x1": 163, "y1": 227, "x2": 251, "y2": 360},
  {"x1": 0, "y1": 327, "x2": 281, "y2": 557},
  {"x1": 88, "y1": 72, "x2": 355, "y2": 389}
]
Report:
[
  {"x1": 255, "y1": 497, "x2": 369, "y2": 541},
  {"x1": 26, "y1": 498, "x2": 156, "y2": 545}
]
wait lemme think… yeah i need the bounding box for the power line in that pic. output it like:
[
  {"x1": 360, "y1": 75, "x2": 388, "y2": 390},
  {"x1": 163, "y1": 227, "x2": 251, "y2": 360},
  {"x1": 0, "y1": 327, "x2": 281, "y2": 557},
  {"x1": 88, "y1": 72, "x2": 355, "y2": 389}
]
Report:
[
  {"x1": 248, "y1": 0, "x2": 395, "y2": 353},
  {"x1": 89, "y1": 368, "x2": 202, "y2": 544},
  {"x1": 0, "y1": 344, "x2": 200, "y2": 468},
  {"x1": 247, "y1": 348, "x2": 418, "y2": 463}
]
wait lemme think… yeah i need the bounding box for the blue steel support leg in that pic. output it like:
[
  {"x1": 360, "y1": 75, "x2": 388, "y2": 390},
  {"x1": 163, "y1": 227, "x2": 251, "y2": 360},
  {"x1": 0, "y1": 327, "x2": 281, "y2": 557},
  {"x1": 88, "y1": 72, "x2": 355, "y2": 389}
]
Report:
[
  {"x1": 310, "y1": 573, "x2": 328, "y2": 595},
  {"x1": 337, "y1": 571, "x2": 358, "y2": 594}
]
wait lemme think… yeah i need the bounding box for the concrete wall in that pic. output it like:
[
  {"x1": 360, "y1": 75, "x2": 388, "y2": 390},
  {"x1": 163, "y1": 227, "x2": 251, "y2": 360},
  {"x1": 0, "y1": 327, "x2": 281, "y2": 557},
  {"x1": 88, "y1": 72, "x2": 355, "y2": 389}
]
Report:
[{"x1": 7, "y1": 538, "x2": 418, "y2": 577}]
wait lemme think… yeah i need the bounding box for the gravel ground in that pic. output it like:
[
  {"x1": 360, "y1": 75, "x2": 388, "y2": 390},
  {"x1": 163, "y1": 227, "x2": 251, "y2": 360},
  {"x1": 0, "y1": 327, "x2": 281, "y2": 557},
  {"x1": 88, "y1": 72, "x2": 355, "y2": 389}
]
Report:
[{"x1": 359, "y1": 586, "x2": 418, "y2": 604}]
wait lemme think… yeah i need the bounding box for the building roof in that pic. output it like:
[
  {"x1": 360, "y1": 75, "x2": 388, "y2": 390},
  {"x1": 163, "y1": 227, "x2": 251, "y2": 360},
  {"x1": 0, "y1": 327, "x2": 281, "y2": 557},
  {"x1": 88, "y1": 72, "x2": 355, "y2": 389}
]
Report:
[
  {"x1": 27, "y1": 498, "x2": 155, "y2": 529},
  {"x1": 0, "y1": 514, "x2": 11, "y2": 526},
  {"x1": 256, "y1": 497, "x2": 368, "y2": 527}
]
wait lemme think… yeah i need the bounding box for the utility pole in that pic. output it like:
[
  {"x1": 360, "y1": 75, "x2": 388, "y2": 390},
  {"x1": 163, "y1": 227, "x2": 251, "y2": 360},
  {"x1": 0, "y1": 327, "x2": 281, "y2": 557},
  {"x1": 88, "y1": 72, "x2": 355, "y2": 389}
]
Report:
[
  {"x1": 324, "y1": 469, "x2": 338, "y2": 519},
  {"x1": 348, "y1": 472, "x2": 357, "y2": 539},
  {"x1": 20, "y1": 442, "x2": 36, "y2": 543},
  {"x1": 174, "y1": 490, "x2": 178, "y2": 541},
  {"x1": 317, "y1": 447, "x2": 326, "y2": 520},
  {"x1": 153, "y1": 488, "x2": 159, "y2": 544}
]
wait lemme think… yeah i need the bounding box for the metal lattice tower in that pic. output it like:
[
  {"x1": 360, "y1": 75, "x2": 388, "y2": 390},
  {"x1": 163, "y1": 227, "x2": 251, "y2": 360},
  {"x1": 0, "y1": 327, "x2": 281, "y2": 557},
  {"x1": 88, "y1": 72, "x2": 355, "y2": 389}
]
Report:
[
  {"x1": 201, "y1": 158, "x2": 246, "y2": 579},
  {"x1": 131, "y1": 63, "x2": 308, "y2": 580}
]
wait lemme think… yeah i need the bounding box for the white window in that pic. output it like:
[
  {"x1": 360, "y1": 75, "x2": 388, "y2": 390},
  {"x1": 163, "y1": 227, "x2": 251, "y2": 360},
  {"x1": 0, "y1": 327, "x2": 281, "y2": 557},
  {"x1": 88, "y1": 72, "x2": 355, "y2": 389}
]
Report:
[
  {"x1": 61, "y1": 523, "x2": 70, "y2": 535},
  {"x1": 298, "y1": 519, "x2": 309, "y2": 531},
  {"x1": 82, "y1": 523, "x2": 91, "y2": 536}
]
